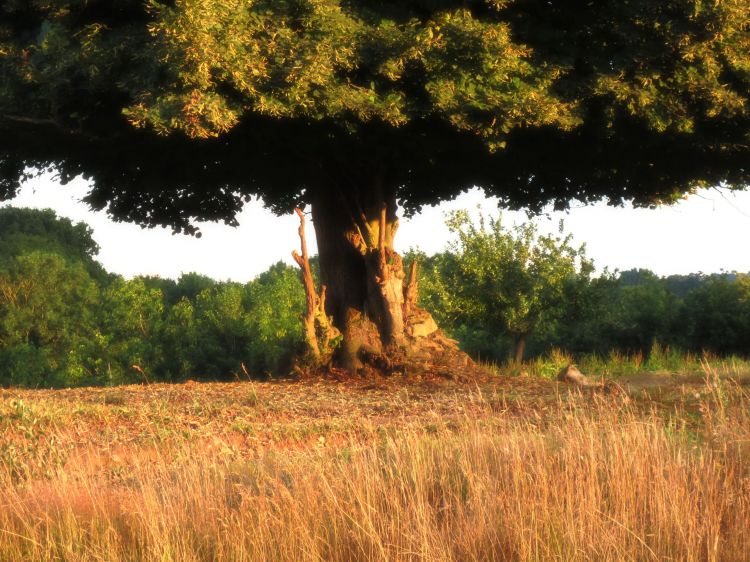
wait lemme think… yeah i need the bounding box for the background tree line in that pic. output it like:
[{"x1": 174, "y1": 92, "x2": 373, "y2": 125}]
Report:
[
  {"x1": 0, "y1": 207, "x2": 305, "y2": 387},
  {"x1": 0, "y1": 207, "x2": 748, "y2": 388},
  {"x1": 415, "y1": 210, "x2": 750, "y2": 363}
]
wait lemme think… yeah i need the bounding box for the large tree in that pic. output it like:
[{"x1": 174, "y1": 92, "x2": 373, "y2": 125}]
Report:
[{"x1": 1, "y1": 0, "x2": 748, "y2": 371}]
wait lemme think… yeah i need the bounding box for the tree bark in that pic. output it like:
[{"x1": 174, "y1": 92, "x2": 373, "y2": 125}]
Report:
[
  {"x1": 512, "y1": 332, "x2": 529, "y2": 364},
  {"x1": 403, "y1": 260, "x2": 418, "y2": 319},
  {"x1": 308, "y1": 181, "x2": 473, "y2": 376},
  {"x1": 311, "y1": 185, "x2": 405, "y2": 371}
]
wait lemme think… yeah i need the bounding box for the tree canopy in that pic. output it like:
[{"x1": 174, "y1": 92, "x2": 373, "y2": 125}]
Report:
[{"x1": 1, "y1": 0, "x2": 748, "y2": 233}]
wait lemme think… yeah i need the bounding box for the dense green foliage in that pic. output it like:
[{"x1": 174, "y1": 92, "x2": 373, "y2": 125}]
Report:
[
  {"x1": 0, "y1": 207, "x2": 748, "y2": 387},
  {"x1": 0, "y1": 207, "x2": 108, "y2": 279},
  {"x1": 0, "y1": 208, "x2": 305, "y2": 387},
  {"x1": 418, "y1": 261, "x2": 750, "y2": 363},
  {"x1": 0, "y1": 251, "x2": 101, "y2": 386},
  {"x1": 413, "y1": 211, "x2": 592, "y2": 361},
  {"x1": 1, "y1": 1, "x2": 748, "y2": 232},
  {"x1": 414, "y1": 212, "x2": 750, "y2": 363}
]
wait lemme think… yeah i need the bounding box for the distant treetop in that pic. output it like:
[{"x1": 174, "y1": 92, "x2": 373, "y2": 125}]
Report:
[{"x1": 0, "y1": 206, "x2": 97, "y2": 259}]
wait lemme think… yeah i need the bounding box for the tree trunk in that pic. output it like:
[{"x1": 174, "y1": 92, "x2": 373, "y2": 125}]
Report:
[
  {"x1": 311, "y1": 185, "x2": 404, "y2": 371},
  {"x1": 308, "y1": 182, "x2": 473, "y2": 376},
  {"x1": 512, "y1": 332, "x2": 529, "y2": 364}
]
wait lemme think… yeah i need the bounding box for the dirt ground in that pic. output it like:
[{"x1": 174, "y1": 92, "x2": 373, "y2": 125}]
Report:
[{"x1": 2, "y1": 369, "x2": 743, "y2": 474}]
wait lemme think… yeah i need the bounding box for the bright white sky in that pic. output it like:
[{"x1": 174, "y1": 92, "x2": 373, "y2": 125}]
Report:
[{"x1": 3, "y1": 173, "x2": 750, "y2": 281}]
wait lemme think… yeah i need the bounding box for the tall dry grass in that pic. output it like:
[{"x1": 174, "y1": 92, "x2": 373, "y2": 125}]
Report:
[{"x1": 1, "y1": 378, "x2": 749, "y2": 561}]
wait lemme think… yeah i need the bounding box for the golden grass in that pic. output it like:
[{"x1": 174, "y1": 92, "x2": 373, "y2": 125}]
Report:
[{"x1": 1, "y1": 370, "x2": 749, "y2": 561}]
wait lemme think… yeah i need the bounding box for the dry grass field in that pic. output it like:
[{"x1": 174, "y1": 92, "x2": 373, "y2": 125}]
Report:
[{"x1": 1, "y1": 364, "x2": 749, "y2": 561}]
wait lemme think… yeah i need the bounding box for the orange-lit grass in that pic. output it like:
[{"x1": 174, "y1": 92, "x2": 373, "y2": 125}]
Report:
[{"x1": 1, "y1": 376, "x2": 749, "y2": 561}]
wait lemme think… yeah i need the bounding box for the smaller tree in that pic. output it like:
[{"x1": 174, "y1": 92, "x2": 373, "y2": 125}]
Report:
[
  {"x1": 430, "y1": 211, "x2": 592, "y2": 363},
  {"x1": 189, "y1": 282, "x2": 253, "y2": 377},
  {"x1": 545, "y1": 271, "x2": 620, "y2": 356},
  {"x1": 244, "y1": 263, "x2": 306, "y2": 375},
  {"x1": 609, "y1": 275, "x2": 681, "y2": 354},
  {"x1": 159, "y1": 297, "x2": 197, "y2": 380},
  {"x1": 166, "y1": 273, "x2": 217, "y2": 305}
]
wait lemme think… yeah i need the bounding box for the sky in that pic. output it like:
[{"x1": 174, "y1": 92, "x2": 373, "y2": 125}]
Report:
[{"x1": 3, "y1": 173, "x2": 750, "y2": 281}]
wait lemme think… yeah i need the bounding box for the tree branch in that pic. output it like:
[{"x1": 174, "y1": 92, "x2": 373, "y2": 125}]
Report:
[
  {"x1": 1, "y1": 114, "x2": 100, "y2": 141},
  {"x1": 292, "y1": 207, "x2": 320, "y2": 360},
  {"x1": 1, "y1": 114, "x2": 62, "y2": 127}
]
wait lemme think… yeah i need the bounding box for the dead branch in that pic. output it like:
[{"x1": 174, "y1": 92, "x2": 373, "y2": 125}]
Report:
[
  {"x1": 2, "y1": 114, "x2": 62, "y2": 127},
  {"x1": 292, "y1": 208, "x2": 320, "y2": 360},
  {"x1": 319, "y1": 284, "x2": 328, "y2": 317},
  {"x1": 131, "y1": 364, "x2": 151, "y2": 385}
]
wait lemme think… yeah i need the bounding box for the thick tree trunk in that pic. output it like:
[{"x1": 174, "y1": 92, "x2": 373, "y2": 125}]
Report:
[
  {"x1": 311, "y1": 186, "x2": 404, "y2": 370},
  {"x1": 309, "y1": 182, "x2": 473, "y2": 376}
]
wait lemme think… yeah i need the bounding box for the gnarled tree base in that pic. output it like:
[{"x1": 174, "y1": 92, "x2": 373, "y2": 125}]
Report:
[
  {"x1": 299, "y1": 184, "x2": 480, "y2": 380},
  {"x1": 296, "y1": 307, "x2": 480, "y2": 381}
]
